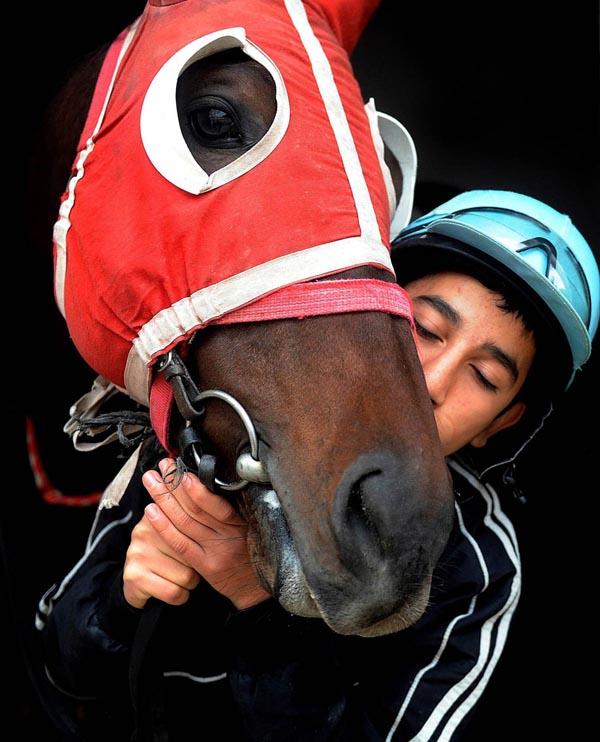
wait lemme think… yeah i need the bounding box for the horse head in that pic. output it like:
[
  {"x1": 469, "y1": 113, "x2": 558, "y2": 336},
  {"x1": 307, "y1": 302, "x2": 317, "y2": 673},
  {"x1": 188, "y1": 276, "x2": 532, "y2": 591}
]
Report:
[{"x1": 49, "y1": 0, "x2": 454, "y2": 637}]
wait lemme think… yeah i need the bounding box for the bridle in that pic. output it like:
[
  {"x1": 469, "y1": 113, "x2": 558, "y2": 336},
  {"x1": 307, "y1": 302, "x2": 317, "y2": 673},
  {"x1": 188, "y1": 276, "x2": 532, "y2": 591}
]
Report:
[
  {"x1": 147, "y1": 277, "x2": 416, "y2": 494},
  {"x1": 151, "y1": 277, "x2": 419, "y2": 495},
  {"x1": 63, "y1": 277, "x2": 415, "y2": 494},
  {"x1": 155, "y1": 349, "x2": 270, "y2": 492}
]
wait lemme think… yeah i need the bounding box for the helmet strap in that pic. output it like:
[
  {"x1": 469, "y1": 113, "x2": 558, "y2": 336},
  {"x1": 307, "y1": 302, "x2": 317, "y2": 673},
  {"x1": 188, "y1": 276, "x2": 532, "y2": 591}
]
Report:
[{"x1": 477, "y1": 400, "x2": 555, "y2": 503}]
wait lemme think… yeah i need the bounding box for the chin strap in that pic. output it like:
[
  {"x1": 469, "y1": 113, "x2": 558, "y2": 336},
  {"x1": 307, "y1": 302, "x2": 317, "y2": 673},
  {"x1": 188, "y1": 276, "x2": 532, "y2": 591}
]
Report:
[
  {"x1": 500, "y1": 462, "x2": 529, "y2": 506},
  {"x1": 477, "y1": 401, "x2": 555, "y2": 505}
]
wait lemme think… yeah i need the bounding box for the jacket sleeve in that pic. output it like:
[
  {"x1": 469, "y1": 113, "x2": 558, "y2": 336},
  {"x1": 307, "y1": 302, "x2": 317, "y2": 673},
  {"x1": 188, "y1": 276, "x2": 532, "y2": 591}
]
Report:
[
  {"x1": 35, "y1": 450, "x2": 151, "y2": 700},
  {"x1": 223, "y1": 492, "x2": 521, "y2": 741}
]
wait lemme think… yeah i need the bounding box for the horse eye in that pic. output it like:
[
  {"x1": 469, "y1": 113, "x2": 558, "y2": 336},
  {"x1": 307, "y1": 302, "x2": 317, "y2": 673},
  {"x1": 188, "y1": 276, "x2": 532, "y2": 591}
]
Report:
[{"x1": 188, "y1": 106, "x2": 242, "y2": 144}]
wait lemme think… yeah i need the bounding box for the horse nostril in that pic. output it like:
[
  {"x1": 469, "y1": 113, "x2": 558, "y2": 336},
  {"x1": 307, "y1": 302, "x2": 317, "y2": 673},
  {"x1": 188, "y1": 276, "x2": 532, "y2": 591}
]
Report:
[
  {"x1": 332, "y1": 451, "x2": 422, "y2": 575},
  {"x1": 339, "y1": 468, "x2": 388, "y2": 567},
  {"x1": 347, "y1": 471, "x2": 382, "y2": 541}
]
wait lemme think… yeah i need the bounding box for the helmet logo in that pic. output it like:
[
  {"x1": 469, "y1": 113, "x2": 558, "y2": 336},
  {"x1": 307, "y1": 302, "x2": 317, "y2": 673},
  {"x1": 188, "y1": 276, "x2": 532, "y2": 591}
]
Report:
[{"x1": 517, "y1": 238, "x2": 565, "y2": 290}]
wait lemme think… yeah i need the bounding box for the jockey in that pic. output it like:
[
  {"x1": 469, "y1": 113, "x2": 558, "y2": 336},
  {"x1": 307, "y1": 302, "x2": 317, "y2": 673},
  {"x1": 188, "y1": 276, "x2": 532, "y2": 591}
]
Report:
[
  {"x1": 392, "y1": 189, "x2": 599, "y2": 494},
  {"x1": 35, "y1": 188, "x2": 598, "y2": 741}
]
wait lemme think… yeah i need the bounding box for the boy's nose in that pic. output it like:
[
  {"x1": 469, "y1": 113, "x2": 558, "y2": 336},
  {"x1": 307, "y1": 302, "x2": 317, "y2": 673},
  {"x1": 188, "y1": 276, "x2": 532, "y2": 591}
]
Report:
[{"x1": 422, "y1": 356, "x2": 455, "y2": 407}]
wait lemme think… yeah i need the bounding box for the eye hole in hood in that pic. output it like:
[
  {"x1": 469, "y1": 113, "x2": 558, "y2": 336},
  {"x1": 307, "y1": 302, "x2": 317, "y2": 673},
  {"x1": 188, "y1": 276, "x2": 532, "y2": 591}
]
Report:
[{"x1": 140, "y1": 27, "x2": 290, "y2": 194}]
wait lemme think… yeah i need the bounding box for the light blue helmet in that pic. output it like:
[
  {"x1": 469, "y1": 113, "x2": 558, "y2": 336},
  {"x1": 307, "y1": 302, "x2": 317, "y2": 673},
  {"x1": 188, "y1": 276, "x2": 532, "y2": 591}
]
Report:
[{"x1": 392, "y1": 190, "x2": 599, "y2": 390}]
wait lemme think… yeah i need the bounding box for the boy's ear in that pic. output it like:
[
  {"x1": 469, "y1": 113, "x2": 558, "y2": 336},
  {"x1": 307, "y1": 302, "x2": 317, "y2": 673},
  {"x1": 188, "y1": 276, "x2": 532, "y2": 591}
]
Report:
[{"x1": 470, "y1": 402, "x2": 527, "y2": 449}]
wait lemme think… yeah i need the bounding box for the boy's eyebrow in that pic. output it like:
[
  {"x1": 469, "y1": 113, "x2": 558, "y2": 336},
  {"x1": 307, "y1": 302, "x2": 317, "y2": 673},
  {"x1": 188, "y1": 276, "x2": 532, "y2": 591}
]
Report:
[
  {"x1": 415, "y1": 295, "x2": 462, "y2": 326},
  {"x1": 481, "y1": 342, "x2": 519, "y2": 383}
]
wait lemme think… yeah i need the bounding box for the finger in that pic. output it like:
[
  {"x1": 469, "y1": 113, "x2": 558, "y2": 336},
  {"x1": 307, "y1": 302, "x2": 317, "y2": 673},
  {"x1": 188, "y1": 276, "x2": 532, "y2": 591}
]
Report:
[
  {"x1": 132, "y1": 514, "x2": 190, "y2": 564},
  {"x1": 129, "y1": 552, "x2": 200, "y2": 593},
  {"x1": 154, "y1": 459, "x2": 223, "y2": 530},
  {"x1": 157, "y1": 463, "x2": 223, "y2": 530},
  {"x1": 151, "y1": 458, "x2": 245, "y2": 532},
  {"x1": 150, "y1": 555, "x2": 201, "y2": 592},
  {"x1": 142, "y1": 468, "x2": 218, "y2": 543},
  {"x1": 144, "y1": 502, "x2": 208, "y2": 566},
  {"x1": 144, "y1": 504, "x2": 248, "y2": 578},
  {"x1": 179, "y1": 468, "x2": 246, "y2": 527},
  {"x1": 123, "y1": 565, "x2": 195, "y2": 608}
]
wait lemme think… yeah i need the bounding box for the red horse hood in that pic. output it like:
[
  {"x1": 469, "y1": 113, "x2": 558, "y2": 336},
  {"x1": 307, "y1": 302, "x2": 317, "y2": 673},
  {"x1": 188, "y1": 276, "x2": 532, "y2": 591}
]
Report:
[{"x1": 53, "y1": 0, "x2": 405, "y2": 407}]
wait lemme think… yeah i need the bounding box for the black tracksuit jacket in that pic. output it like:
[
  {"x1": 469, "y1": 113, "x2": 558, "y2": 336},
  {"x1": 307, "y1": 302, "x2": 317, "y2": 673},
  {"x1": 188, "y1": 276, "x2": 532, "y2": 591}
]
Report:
[{"x1": 36, "y1": 452, "x2": 521, "y2": 741}]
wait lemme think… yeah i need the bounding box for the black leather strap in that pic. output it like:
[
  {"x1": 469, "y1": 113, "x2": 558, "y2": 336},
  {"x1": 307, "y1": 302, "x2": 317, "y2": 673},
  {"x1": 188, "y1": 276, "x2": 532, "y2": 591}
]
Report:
[{"x1": 129, "y1": 598, "x2": 168, "y2": 742}]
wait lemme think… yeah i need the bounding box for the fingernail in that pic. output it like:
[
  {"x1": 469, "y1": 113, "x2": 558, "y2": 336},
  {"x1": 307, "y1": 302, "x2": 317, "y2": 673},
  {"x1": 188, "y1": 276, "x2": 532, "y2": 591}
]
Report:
[
  {"x1": 158, "y1": 458, "x2": 173, "y2": 477},
  {"x1": 142, "y1": 470, "x2": 162, "y2": 488},
  {"x1": 146, "y1": 504, "x2": 159, "y2": 520}
]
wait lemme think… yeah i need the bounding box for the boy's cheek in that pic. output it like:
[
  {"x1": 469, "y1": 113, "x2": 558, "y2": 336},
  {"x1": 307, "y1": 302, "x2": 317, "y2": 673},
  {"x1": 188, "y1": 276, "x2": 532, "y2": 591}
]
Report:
[{"x1": 432, "y1": 409, "x2": 462, "y2": 456}]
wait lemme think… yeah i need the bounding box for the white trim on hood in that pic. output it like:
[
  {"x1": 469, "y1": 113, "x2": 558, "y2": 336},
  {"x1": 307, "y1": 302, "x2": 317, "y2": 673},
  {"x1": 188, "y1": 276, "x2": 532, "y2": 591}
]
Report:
[
  {"x1": 140, "y1": 27, "x2": 290, "y2": 193},
  {"x1": 283, "y1": 0, "x2": 381, "y2": 242},
  {"x1": 53, "y1": 17, "x2": 141, "y2": 319}
]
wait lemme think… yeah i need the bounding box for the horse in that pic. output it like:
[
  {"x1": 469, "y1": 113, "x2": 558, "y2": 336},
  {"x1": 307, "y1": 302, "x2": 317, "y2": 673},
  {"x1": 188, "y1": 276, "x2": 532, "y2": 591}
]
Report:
[{"x1": 29, "y1": 0, "x2": 454, "y2": 639}]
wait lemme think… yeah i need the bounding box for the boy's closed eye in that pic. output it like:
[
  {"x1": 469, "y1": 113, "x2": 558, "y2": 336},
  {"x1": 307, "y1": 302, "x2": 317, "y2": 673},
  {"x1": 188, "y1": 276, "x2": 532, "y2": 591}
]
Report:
[
  {"x1": 414, "y1": 318, "x2": 441, "y2": 342},
  {"x1": 414, "y1": 317, "x2": 500, "y2": 393}
]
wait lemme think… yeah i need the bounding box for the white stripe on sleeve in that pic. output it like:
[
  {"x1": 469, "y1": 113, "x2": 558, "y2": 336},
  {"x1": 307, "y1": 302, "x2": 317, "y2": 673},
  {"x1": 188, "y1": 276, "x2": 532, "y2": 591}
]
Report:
[{"x1": 398, "y1": 464, "x2": 521, "y2": 741}]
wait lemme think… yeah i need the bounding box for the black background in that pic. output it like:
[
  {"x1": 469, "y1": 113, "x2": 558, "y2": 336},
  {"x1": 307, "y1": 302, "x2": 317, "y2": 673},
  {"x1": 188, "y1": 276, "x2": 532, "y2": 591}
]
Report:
[{"x1": 5, "y1": 1, "x2": 599, "y2": 739}]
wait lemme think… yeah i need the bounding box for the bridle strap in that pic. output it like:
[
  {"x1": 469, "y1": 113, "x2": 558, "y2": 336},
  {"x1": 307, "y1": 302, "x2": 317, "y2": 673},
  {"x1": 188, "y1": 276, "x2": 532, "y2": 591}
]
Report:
[
  {"x1": 149, "y1": 342, "x2": 193, "y2": 457},
  {"x1": 212, "y1": 278, "x2": 415, "y2": 328},
  {"x1": 149, "y1": 372, "x2": 178, "y2": 457}
]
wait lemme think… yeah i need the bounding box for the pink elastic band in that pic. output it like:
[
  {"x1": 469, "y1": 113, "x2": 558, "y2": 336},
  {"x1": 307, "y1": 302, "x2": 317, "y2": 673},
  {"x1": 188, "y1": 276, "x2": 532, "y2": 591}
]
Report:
[{"x1": 213, "y1": 279, "x2": 415, "y2": 328}]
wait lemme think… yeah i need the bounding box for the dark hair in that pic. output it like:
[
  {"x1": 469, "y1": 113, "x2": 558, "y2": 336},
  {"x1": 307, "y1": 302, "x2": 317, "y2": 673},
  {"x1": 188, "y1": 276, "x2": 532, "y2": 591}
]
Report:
[{"x1": 391, "y1": 235, "x2": 572, "y2": 419}]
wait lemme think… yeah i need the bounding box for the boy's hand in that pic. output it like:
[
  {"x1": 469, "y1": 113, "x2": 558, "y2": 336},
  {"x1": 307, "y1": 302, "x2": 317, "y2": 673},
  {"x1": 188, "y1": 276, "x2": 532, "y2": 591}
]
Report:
[
  {"x1": 139, "y1": 458, "x2": 271, "y2": 611},
  {"x1": 123, "y1": 509, "x2": 202, "y2": 610}
]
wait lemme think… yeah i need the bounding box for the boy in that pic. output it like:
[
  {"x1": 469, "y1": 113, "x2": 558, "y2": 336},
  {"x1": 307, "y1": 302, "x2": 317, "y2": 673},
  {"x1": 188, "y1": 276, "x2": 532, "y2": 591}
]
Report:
[{"x1": 37, "y1": 191, "x2": 598, "y2": 740}]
